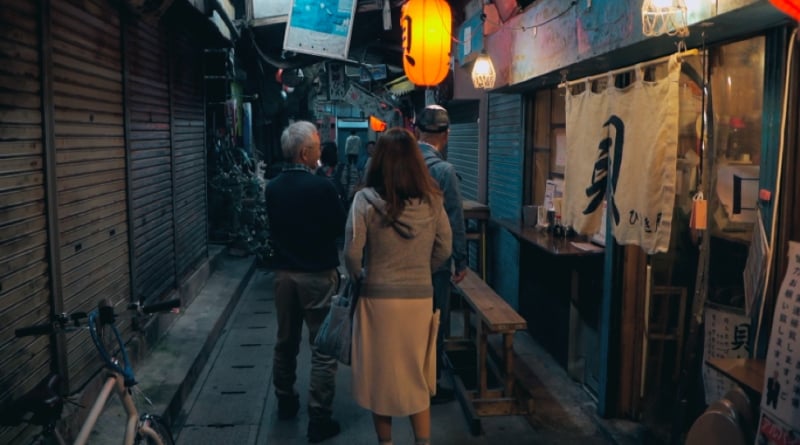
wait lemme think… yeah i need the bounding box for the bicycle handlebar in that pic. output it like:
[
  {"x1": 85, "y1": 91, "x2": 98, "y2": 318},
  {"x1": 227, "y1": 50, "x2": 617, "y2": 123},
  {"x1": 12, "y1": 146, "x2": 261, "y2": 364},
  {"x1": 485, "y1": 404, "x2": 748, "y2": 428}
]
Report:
[
  {"x1": 14, "y1": 298, "x2": 182, "y2": 387},
  {"x1": 15, "y1": 323, "x2": 55, "y2": 337}
]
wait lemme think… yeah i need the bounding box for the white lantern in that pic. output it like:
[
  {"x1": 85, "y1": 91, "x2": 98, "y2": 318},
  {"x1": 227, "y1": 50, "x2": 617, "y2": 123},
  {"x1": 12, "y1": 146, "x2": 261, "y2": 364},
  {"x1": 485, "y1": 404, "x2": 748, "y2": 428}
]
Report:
[{"x1": 471, "y1": 51, "x2": 496, "y2": 90}]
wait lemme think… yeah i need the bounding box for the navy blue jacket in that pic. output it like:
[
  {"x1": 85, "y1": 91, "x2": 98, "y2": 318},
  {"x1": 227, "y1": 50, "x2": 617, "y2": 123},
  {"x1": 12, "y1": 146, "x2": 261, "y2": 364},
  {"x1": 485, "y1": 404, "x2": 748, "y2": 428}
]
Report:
[{"x1": 265, "y1": 164, "x2": 346, "y2": 271}]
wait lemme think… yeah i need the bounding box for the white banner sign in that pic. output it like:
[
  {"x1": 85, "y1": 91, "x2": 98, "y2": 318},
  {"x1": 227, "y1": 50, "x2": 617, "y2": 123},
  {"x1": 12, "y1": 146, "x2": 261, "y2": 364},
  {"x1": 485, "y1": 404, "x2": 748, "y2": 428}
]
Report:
[
  {"x1": 283, "y1": 0, "x2": 357, "y2": 60},
  {"x1": 762, "y1": 241, "x2": 800, "y2": 428},
  {"x1": 564, "y1": 56, "x2": 680, "y2": 254}
]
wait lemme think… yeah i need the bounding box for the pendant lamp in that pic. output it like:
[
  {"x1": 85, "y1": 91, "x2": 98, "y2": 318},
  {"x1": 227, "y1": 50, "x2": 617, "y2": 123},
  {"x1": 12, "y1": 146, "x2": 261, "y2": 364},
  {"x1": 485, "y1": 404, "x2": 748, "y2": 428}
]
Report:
[
  {"x1": 401, "y1": 0, "x2": 452, "y2": 87},
  {"x1": 770, "y1": 0, "x2": 800, "y2": 21},
  {"x1": 641, "y1": 0, "x2": 689, "y2": 37},
  {"x1": 471, "y1": 50, "x2": 496, "y2": 89}
]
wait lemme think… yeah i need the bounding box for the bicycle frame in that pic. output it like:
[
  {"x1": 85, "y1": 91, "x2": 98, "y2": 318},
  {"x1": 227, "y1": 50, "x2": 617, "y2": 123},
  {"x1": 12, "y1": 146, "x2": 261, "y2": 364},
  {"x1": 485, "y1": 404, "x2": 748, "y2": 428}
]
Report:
[
  {"x1": 72, "y1": 366, "x2": 164, "y2": 445},
  {"x1": 13, "y1": 299, "x2": 179, "y2": 445}
]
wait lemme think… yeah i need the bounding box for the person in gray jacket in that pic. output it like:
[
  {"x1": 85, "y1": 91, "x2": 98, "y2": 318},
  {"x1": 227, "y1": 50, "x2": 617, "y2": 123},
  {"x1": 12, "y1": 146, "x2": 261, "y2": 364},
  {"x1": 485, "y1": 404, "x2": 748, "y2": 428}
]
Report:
[
  {"x1": 344, "y1": 127, "x2": 452, "y2": 445},
  {"x1": 415, "y1": 104, "x2": 468, "y2": 403}
]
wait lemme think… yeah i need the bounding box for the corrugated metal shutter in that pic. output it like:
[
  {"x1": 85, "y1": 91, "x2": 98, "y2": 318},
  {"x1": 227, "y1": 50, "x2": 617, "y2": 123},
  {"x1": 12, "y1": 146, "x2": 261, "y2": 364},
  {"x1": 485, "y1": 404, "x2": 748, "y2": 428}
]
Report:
[
  {"x1": 447, "y1": 102, "x2": 481, "y2": 271},
  {"x1": 171, "y1": 32, "x2": 207, "y2": 278},
  {"x1": 126, "y1": 19, "x2": 175, "y2": 302},
  {"x1": 51, "y1": 0, "x2": 130, "y2": 389},
  {"x1": 0, "y1": 2, "x2": 52, "y2": 436},
  {"x1": 447, "y1": 102, "x2": 479, "y2": 201},
  {"x1": 487, "y1": 93, "x2": 524, "y2": 308}
]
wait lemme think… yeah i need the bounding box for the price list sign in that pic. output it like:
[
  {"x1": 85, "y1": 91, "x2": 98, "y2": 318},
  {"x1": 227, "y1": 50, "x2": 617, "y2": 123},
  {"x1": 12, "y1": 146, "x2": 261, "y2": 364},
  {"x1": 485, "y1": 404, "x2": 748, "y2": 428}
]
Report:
[
  {"x1": 762, "y1": 241, "x2": 800, "y2": 428},
  {"x1": 702, "y1": 305, "x2": 751, "y2": 403}
]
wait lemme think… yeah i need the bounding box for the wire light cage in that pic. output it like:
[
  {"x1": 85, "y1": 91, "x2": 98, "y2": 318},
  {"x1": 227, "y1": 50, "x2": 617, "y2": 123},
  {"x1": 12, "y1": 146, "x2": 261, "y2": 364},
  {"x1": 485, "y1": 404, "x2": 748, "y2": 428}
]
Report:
[
  {"x1": 641, "y1": 0, "x2": 690, "y2": 38},
  {"x1": 471, "y1": 51, "x2": 496, "y2": 90}
]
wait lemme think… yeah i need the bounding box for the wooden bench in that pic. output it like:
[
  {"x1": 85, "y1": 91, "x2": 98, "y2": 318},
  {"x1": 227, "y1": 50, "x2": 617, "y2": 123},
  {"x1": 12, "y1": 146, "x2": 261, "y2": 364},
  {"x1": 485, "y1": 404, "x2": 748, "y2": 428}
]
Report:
[{"x1": 447, "y1": 269, "x2": 529, "y2": 434}]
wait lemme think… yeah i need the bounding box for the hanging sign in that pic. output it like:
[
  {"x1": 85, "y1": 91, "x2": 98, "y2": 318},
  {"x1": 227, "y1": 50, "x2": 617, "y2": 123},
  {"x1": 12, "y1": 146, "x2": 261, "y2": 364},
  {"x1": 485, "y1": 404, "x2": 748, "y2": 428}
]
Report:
[
  {"x1": 283, "y1": 0, "x2": 358, "y2": 60},
  {"x1": 761, "y1": 241, "x2": 800, "y2": 428},
  {"x1": 563, "y1": 56, "x2": 681, "y2": 254}
]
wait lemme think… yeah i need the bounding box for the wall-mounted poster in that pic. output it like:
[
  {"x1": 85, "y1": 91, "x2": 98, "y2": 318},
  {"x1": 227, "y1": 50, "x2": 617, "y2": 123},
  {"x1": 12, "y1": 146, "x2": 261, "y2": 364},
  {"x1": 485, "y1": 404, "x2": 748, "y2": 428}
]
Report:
[
  {"x1": 702, "y1": 304, "x2": 751, "y2": 404},
  {"x1": 761, "y1": 241, "x2": 800, "y2": 429},
  {"x1": 283, "y1": 0, "x2": 357, "y2": 60}
]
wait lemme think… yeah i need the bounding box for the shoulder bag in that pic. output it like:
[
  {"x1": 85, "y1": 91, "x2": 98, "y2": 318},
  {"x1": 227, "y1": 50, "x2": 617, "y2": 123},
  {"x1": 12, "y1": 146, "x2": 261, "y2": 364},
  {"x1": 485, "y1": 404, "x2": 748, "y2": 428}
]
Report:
[{"x1": 315, "y1": 277, "x2": 360, "y2": 365}]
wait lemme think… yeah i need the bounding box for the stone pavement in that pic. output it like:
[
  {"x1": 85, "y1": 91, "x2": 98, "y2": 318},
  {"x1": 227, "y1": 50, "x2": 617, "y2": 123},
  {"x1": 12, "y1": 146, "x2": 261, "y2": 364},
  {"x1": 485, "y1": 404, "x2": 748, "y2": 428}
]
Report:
[{"x1": 89, "y1": 252, "x2": 646, "y2": 444}]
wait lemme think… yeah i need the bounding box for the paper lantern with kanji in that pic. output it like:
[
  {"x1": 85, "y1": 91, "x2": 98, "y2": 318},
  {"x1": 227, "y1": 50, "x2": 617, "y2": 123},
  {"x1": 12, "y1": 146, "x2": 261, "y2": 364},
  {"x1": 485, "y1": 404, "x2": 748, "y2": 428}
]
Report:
[
  {"x1": 401, "y1": 0, "x2": 452, "y2": 87},
  {"x1": 770, "y1": 0, "x2": 800, "y2": 20}
]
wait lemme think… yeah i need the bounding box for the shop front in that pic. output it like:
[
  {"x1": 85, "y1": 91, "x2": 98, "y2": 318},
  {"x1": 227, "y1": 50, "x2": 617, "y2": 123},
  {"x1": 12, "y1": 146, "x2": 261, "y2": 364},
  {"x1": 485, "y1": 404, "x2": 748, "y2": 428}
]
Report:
[{"x1": 450, "y1": 0, "x2": 799, "y2": 441}]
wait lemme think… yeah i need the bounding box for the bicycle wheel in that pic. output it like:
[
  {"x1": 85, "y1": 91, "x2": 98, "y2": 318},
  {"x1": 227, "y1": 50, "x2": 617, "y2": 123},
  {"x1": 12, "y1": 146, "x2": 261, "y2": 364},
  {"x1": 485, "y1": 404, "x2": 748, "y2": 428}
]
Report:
[{"x1": 134, "y1": 414, "x2": 174, "y2": 445}]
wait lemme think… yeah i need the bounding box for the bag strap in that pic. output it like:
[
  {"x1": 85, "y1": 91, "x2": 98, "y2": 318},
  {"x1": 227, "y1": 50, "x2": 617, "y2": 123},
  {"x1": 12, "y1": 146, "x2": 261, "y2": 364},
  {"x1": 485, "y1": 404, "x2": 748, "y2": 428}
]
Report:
[{"x1": 361, "y1": 193, "x2": 414, "y2": 239}]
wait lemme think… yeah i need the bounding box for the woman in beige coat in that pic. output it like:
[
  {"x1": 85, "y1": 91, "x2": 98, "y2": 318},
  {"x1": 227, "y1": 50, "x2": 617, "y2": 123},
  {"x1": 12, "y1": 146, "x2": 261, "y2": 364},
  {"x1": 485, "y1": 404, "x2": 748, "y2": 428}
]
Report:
[{"x1": 344, "y1": 128, "x2": 452, "y2": 445}]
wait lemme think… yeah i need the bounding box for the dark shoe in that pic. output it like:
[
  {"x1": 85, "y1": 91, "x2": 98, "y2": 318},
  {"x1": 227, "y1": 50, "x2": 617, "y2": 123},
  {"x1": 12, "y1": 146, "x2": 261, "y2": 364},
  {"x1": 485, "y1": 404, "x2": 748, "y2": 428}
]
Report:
[
  {"x1": 307, "y1": 418, "x2": 341, "y2": 443},
  {"x1": 277, "y1": 394, "x2": 299, "y2": 420},
  {"x1": 430, "y1": 385, "x2": 455, "y2": 404}
]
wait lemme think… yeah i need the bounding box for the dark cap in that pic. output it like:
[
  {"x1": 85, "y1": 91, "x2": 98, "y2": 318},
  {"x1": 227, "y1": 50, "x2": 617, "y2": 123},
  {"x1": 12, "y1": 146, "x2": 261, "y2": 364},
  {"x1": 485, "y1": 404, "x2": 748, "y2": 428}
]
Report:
[{"x1": 415, "y1": 105, "x2": 449, "y2": 133}]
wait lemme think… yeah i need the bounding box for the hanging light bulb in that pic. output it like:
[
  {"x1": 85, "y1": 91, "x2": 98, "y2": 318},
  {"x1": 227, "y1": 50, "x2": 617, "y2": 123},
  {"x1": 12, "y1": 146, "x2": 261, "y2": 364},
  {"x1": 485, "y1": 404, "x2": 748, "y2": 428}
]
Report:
[
  {"x1": 471, "y1": 50, "x2": 496, "y2": 90},
  {"x1": 642, "y1": 0, "x2": 689, "y2": 37}
]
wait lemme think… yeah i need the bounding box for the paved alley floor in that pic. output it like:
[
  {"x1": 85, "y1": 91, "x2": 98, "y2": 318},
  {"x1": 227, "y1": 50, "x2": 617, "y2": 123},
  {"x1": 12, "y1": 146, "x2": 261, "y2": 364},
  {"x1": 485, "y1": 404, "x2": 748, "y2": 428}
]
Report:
[{"x1": 172, "y1": 269, "x2": 625, "y2": 444}]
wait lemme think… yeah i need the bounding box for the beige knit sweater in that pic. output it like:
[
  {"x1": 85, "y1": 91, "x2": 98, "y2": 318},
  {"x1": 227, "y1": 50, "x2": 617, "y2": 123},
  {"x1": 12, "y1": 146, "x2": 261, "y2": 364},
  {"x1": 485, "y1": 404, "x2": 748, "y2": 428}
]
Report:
[{"x1": 344, "y1": 187, "x2": 452, "y2": 299}]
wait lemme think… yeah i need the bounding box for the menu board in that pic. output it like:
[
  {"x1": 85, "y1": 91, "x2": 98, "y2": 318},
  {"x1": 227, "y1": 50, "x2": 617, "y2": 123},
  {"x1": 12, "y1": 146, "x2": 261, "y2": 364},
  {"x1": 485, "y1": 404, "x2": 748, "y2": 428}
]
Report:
[
  {"x1": 702, "y1": 305, "x2": 751, "y2": 403},
  {"x1": 761, "y1": 241, "x2": 800, "y2": 429}
]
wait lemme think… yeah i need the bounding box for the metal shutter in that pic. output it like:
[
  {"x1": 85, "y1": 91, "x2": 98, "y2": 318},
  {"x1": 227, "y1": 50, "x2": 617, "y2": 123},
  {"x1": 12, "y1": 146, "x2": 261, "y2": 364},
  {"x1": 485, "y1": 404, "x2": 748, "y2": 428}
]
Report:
[
  {"x1": 487, "y1": 93, "x2": 524, "y2": 308},
  {"x1": 447, "y1": 102, "x2": 481, "y2": 272},
  {"x1": 51, "y1": 0, "x2": 130, "y2": 389},
  {"x1": 0, "y1": 3, "x2": 53, "y2": 440},
  {"x1": 170, "y1": 31, "x2": 207, "y2": 278},
  {"x1": 447, "y1": 103, "x2": 479, "y2": 201},
  {"x1": 126, "y1": 18, "x2": 176, "y2": 302}
]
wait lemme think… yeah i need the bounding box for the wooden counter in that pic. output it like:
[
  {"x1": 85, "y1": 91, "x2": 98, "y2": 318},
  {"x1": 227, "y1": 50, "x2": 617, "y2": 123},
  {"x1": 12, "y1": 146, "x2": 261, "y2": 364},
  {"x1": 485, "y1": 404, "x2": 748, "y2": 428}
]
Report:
[
  {"x1": 463, "y1": 199, "x2": 490, "y2": 220},
  {"x1": 495, "y1": 218, "x2": 604, "y2": 375},
  {"x1": 705, "y1": 358, "x2": 765, "y2": 395},
  {"x1": 493, "y1": 218, "x2": 604, "y2": 257}
]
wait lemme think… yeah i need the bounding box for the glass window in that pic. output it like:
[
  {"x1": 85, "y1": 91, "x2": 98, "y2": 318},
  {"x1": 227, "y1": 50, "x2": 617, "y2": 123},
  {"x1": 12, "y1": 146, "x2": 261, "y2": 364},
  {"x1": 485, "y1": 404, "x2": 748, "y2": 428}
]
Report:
[{"x1": 705, "y1": 37, "x2": 765, "y2": 310}]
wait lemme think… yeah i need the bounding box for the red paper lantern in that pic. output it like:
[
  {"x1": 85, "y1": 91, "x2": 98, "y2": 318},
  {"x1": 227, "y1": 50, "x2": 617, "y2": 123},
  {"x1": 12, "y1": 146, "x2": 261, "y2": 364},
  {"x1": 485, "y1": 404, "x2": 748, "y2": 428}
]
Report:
[
  {"x1": 401, "y1": 0, "x2": 452, "y2": 87},
  {"x1": 770, "y1": 0, "x2": 800, "y2": 20},
  {"x1": 369, "y1": 115, "x2": 387, "y2": 132}
]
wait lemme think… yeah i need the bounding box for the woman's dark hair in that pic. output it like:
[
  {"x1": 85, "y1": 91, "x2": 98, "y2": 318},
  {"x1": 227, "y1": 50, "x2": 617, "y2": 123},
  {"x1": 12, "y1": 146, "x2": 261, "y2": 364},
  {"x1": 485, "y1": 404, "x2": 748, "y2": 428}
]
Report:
[
  {"x1": 319, "y1": 141, "x2": 339, "y2": 167},
  {"x1": 364, "y1": 127, "x2": 441, "y2": 221}
]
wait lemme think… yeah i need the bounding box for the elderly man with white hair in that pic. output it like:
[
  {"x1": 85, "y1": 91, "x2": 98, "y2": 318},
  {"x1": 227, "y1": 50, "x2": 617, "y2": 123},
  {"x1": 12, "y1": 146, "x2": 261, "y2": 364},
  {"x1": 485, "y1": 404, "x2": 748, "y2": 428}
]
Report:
[{"x1": 264, "y1": 120, "x2": 346, "y2": 443}]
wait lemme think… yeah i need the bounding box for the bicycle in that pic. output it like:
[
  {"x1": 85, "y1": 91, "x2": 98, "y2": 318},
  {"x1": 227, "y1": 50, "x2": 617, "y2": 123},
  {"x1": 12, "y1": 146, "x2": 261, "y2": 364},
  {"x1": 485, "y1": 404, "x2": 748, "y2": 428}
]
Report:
[{"x1": 2, "y1": 298, "x2": 181, "y2": 444}]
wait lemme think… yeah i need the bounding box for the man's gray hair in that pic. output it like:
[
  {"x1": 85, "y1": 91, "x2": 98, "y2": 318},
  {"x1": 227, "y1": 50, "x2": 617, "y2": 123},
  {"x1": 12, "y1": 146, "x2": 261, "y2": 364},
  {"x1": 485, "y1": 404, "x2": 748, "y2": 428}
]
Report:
[{"x1": 280, "y1": 121, "x2": 317, "y2": 161}]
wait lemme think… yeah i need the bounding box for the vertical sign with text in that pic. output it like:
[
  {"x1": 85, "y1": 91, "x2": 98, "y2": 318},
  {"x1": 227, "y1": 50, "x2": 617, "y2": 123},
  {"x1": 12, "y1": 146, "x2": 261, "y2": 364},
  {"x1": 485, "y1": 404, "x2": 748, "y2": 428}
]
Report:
[
  {"x1": 761, "y1": 241, "x2": 800, "y2": 429},
  {"x1": 702, "y1": 305, "x2": 751, "y2": 403}
]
